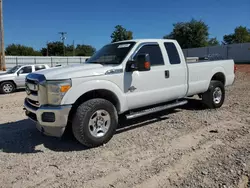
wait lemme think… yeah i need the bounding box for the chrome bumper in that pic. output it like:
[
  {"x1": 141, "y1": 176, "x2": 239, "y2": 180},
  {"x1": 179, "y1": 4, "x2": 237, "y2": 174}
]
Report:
[{"x1": 24, "y1": 98, "x2": 72, "y2": 137}]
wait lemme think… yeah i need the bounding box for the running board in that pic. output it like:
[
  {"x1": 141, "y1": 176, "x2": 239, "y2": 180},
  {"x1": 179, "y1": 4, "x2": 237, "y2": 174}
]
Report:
[{"x1": 126, "y1": 100, "x2": 188, "y2": 120}]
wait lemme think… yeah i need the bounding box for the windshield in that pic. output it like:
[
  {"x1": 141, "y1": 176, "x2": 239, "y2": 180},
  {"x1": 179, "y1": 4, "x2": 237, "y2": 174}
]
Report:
[
  {"x1": 86, "y1": 42, "x2": 136, "y2": 65},
  {"x1": 6, "y1": 65, "x2": 22, "y2": 74}
]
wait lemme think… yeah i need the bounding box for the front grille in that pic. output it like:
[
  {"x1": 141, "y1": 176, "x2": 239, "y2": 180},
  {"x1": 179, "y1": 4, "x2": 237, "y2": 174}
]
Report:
[
  {"x1": 25, "y1": 98, "x2": 39, "y2": 110},
  {"x1": 25, "y1": 73, "x2": 47, "y2": 109},
  {"x1": 26, "y1": 77, "x2": 40, "y2": 109},
  {"x1": 27, "y1": 98, "x2": 40, "y2": 107},
  {"x1": 26, "y1": 79, "x2": 37, "y2": 85},
  {"x1": 30, "y1": 90, "x2": 38, "y2": 95}
]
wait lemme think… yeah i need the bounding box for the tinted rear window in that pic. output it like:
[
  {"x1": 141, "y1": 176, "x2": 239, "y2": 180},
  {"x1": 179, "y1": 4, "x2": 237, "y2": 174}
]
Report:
[{"x1": 164, "y1": 42, "x2": 181, "y2": 64}]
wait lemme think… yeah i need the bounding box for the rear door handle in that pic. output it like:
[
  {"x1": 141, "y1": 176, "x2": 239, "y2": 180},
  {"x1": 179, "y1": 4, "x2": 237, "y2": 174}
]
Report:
[{"x1": 165, "y1": 70, "x2": 170, "y2": 78}]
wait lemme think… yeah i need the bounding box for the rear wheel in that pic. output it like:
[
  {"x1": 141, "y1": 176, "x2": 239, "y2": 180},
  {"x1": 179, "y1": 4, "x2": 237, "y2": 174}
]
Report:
[
  {"x1": 202, "y1": 80, "x2": 225, "y2": 109},
  {"x1": 0, "y1": 81, "x2": 15, "y2": 94},
  {"x1": 72, "y1": 98, "x2": 118, "y2": 147}
]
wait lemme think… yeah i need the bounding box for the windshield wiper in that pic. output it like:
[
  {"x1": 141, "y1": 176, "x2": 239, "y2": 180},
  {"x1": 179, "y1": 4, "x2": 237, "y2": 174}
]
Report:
[
  {"x1": 87, "y1": 61, "x2": 104, "y2": 65},
  {"x1": 88, "y1": 61, "x2": 119, "y2": 65}
]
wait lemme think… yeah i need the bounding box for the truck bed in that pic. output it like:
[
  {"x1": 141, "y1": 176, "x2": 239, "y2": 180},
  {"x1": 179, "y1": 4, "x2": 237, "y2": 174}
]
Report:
[{"x1": 187, "y1": 59, "x2": 235, "y2": 96}]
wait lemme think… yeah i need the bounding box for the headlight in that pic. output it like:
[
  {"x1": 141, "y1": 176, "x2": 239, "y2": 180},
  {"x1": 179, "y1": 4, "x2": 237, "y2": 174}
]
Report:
[{"x1": 47, "y1": 79, "x2": 72, "y2": 105}]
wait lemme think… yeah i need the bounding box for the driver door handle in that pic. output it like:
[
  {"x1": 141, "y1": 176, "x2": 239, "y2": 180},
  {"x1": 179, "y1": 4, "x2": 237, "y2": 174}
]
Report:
[{"x1": 165, "y1": 70, "x2": 170, "y2": 78}]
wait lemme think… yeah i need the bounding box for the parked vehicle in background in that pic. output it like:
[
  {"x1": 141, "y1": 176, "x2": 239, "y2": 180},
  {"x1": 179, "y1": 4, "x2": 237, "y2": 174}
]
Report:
[
  {"x1": 23, "y1": 39, "x2": 235, "y2": 147},
  {"x1": 0, "y1": 64, "x2": 50, "y2": 94}
]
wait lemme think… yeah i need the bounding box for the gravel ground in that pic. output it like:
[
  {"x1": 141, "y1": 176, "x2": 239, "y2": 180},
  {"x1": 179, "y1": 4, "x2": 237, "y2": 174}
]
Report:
[{"x1": 0, "y1": 66, "x2": 250, "y2": 188}]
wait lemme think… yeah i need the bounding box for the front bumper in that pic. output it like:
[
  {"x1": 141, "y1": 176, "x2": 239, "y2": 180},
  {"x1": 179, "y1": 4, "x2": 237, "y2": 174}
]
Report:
[{"x1": 24, "y1": 98, "x2": 72, "y2": 137}]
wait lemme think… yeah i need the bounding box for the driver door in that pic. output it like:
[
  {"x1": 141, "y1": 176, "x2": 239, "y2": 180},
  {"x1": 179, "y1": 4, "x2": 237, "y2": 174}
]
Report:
[
  {"x1": 15, "y1": 66, "x2": 33, "y2": 87},
  {"x1": 124, "y1": 43, "x2": 169, "y2": 110}
]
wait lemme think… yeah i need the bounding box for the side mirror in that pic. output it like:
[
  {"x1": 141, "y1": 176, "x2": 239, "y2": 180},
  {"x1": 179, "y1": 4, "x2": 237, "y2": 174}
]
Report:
[
  {"x1": 17, "y1": 71, "x2": 20, "y2": 76},
  {"x1": 126, "y1": 53, "x2": 151, "y2": 72},
  {"x1": 136, "y1": 53, "x2": 151, "y2": 71}
]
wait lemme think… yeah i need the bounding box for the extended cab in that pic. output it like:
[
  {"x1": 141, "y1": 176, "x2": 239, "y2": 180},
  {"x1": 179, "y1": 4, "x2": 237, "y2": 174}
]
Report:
[
  {"x1": 23, "y1": 39, "x2": 235, "y2": 147},
  {"x1": 0, "y1": 64, "x2": 50, "y2": 94}
]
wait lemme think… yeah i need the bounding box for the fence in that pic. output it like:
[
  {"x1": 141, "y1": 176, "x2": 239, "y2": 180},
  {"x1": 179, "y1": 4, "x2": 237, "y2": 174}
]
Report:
[
  {"x1": 4, "y1": 43, "x2": 250, "y2": 69},
  {"x1": 182, "y1": 43, "x2": 250, "y2": 63},
  {"x1": 5, "y1": 56, "x2": 91, "y2": 69}
]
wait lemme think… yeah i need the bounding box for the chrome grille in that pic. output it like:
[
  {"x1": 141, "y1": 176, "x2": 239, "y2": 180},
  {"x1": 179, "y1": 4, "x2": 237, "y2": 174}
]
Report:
[
  {"x1": 27, "y1": 98, "x2": 40, "y2": 107},
  {"x1": 25, "y1": 78, "x2": 40, "y2": 109},
  {"x1": 25, "y1": 73, "x2": 47, "y2": 109}
]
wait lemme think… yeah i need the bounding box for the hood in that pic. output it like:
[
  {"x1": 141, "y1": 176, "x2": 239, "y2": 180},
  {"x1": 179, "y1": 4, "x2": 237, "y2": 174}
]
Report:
[
  {"x1": 34, "y1": 63, "x2": 116, "y2": 80},
  {"x1": 0, "y1": 73, "x2": 15, "y2": 80}
]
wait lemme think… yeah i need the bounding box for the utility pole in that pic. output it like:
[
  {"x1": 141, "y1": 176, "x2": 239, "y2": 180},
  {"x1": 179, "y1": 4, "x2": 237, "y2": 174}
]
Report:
[
  {"x1": 58, "y1": 32, "x2": 67, "y2": 56},
  {"x1": 72, "y1": 40, "x2": 74, "y2": 56},
  {"x1": 0, "y1": 0, "x2": 5, "y2": 71},
  {"x1": 46, "y1": 41, "x2": 49, "y2": 56}
]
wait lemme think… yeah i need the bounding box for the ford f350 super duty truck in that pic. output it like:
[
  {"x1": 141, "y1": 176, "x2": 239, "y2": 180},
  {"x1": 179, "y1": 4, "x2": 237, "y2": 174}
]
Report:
[{"x1": 23, "y1": 39, "x2": 235, "y2": 147}]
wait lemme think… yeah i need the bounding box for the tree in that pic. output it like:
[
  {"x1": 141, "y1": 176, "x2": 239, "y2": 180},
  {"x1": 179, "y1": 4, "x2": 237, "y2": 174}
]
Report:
[
  {"x1": 163, "y1": 19, "x2": 209, "y2": 48},
  {"x1": 75, "y1": 44, "x2": 96, "y2": 56},
  {"x1": 223, "y1": 26, "x2": 250, "y2": 44},
  {"x1": 223, "y1": 34, "x2": 235, "y2": 45},
  {"x1": 207, "y1": 37, "x2": 220, "y2": 46},
  {"x1": 41, "y1": 41, "x2": 64, "y2": 56},
  {"x1": 65, "y1": 44, "x2": 74, "y2": 56},
  {"x1": 111, "y1": 25, "x2": 133, "y2": 43},
  {"x1": 5, "y1": 44, "x2": 41, "y2": 56},
  {"x1": 40, "y1": 41, "x2": 96, "y2": 56}
]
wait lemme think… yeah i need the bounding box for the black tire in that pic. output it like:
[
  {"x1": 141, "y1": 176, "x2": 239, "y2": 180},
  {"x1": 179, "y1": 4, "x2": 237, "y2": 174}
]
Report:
[
  {"x1": 72, "y1": 98, "x2": 118, "y2": 147},
  {"x1": 202, "y1": 80, "x2": 225, "y2": 109},
  {"x1": 0, "y1": 81, "x2": 16, "y2": 94}
]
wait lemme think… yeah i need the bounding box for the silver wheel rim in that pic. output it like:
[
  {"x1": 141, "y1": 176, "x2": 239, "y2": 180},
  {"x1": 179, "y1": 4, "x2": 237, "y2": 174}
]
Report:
[
  {"x1": 88, "y1": 110, "x2": 111, "y2": 138},
  {"x1": 213, "y1": 87, "x2": 222, "y2": 104},
  {"x1": 3, "y1": 84, "x2": 13, "y2": 93}
]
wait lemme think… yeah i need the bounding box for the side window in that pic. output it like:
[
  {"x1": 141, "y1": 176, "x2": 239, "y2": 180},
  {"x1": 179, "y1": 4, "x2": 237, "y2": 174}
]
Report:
[
  {"x1": 136, "y1": 44, "x2": 164, "y2": 66},
  {"x1": 35, "y1": 65, "x2": 46, "y2": 71},
  {"x1": 164, "y1": 42, "x2": 181, "y2": 64},
  {"x1": 19, "y1": 66, "x2": 32, "y2": 74}
]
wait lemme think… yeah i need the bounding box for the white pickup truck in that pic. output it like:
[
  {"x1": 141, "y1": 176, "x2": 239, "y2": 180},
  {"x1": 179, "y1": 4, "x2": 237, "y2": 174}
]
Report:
[{"x1": 24, "y1": 39, "x2": 235, "y2": 147}]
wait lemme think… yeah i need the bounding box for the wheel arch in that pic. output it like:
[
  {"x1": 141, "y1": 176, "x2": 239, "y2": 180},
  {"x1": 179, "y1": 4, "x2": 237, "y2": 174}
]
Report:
[
  {"x1": 0, "y1": 80, "x2": 17, "y2": 87},
  {"x1": 64, "y1": 89, "x2": 121, "y2": 137},
  {"x1": 210, "y1": 66, "x2": 226, "y2": 86},
  {"x1": 211, "y1": 72, "x2": 226, "y2": 85}
]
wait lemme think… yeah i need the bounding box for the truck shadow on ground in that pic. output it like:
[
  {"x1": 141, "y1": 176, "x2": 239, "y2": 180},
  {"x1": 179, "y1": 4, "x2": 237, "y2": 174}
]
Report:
[
  {"x1": 0, "y1": 119, "x2": 87, "y2": 154},
  {"x1": 180, "y1": 98, "x2": 207, "y2": 111},
  {"x1": 0, "y1": 99, "x2": 204, "y2": 154}
]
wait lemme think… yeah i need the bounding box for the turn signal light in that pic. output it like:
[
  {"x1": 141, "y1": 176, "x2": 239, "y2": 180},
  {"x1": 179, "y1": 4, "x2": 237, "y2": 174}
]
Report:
[
  {"x1": 144, "y1": 62, "x2": 151, "y2": 70},
  {"x1": 60, "y1": 85, "x2": 71, "y2": 93}
]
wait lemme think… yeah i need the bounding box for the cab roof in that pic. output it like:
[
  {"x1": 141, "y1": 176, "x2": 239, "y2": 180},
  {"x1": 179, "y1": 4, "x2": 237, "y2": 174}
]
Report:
[{"x1": 112, "y1": 38, "x2": 177, "y2": 44}]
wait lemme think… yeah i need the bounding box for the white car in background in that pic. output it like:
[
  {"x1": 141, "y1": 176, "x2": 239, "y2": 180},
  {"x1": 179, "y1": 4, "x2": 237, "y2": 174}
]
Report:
[{"x1": 0, "y1": 64, "x2": 50, "y2": 94}]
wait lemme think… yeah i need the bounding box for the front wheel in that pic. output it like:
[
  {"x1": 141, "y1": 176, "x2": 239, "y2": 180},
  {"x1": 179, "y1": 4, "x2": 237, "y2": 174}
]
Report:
[
  {"x1": 0, "y1": 81, "x2": 16, "y2": 94},
  {"x1": 72, "y1": 98, "x2": 118, "y2": 147},
  {"x1": 202, "y1": 80, "x2": 225, "y2": 109}
]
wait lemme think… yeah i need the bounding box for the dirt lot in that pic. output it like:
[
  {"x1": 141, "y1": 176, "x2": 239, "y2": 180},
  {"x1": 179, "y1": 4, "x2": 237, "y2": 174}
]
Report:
[{"x1": 0, "y1": 65, "x2": 249, "y2": 188}]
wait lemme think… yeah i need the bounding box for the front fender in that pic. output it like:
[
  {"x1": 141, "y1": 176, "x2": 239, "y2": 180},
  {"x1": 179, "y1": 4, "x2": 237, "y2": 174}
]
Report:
[
  {"x1": 61, "y1": 80, "x2": 128, "y2": 113},
  {"x1": 0, "y1": 77, "x2": 16, "y2": 84}
]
